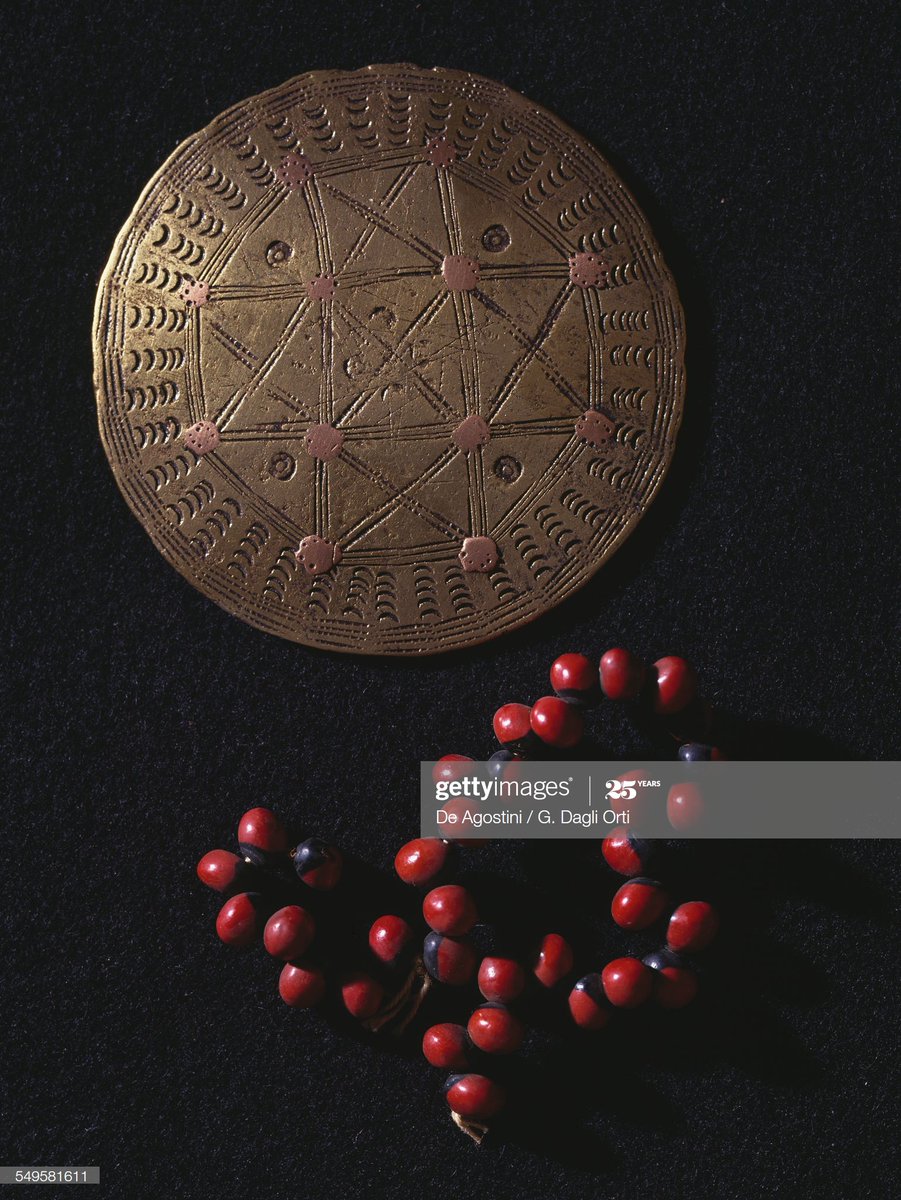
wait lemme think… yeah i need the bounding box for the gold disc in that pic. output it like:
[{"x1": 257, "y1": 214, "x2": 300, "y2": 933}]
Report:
[{"x1": 94, "y1": 65, "x2": 685, "y2": 655}]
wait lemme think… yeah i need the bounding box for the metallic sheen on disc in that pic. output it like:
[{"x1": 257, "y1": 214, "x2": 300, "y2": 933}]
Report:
[{"x1": 93, "y1": 65, "x2": 685, "y2": 655}]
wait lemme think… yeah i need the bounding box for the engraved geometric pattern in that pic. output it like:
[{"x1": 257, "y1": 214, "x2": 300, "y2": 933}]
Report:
[{"x1": 94, "y1": 66, "x2": 685, "y2": 655}]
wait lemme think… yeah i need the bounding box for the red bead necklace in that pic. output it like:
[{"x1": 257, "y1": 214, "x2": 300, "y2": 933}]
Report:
[{"x1": 196, "y1": 646, "x2": 723, "y2": 1142}]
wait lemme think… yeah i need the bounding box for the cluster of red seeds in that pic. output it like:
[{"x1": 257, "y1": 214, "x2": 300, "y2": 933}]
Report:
[
  {"x1": 404, "y1": 646, "x2": 723, "y2": 1123},
  {"x1": 490, "y1": 648, "x2": 726, "y2": 755},
  {"x1": 195, "y1": 646, "x2": 723, "y2": 1135},
  {"x1": 196, "y1": 808, "x2": 372, "y2": 1014},
  {"x1": 392, "y1": 831, "x2": 578, "y2": 1123}
]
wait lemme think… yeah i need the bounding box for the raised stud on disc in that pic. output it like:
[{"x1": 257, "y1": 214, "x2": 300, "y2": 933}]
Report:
[
  {"x1": 575, "y1": 410, "x2": 615, "y2": 447},
  {"x1": 442, "y1": 255, "x2": 480, "y2": 292},
  {"x1": 427, "y1": 136, "x2": 456, "y2": 167},
  {"x1": 184, "y1": 420, "x2": 220, "y2": 456},
  {"x1": 453, "y1": 415, "x2": 491, "y2": 452},
  {"x1": 307, "y1": 274, "x2": 336, "y2": 301},
  {"x1": 180, "y1": 279, "x2": 209, "y2": 308},
  {"x1": 296, "y1": 536, "x2": 342, "y2": 575},
  {"x1": 304, "y1": 424, "x2": 344, "y2": 461},
  {"x1": 569, "y1": 252, "x2": 609, "y2": 289},
  {"x1": 459, "y1": 536, "x2": 498, "y2": 573},
  {"x1": 279, "y1": 152, "x2": 314, "y2": 189}
]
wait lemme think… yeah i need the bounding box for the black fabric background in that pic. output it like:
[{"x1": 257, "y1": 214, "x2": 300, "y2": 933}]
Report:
[{"x1": 2, "y1": 1, "x2": 899, "y2": 1197}]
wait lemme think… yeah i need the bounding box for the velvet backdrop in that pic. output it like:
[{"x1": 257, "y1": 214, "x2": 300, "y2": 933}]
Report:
[{"x1": 2, "y1": 2, "x2": 898, "y2": 1197}]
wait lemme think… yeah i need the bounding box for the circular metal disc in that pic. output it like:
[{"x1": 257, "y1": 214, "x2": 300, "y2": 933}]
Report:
[{"x1": 94, "y1": 65, "x2": 685, "y2": 655}]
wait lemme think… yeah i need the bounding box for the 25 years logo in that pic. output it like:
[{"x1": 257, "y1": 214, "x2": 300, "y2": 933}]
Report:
[{"x1": 605, "y1": 779, "x2": 637, "y2": 802}]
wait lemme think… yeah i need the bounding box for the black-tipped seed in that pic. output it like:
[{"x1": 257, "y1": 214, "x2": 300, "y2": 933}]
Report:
[
  {"x1": 678, "y1": 742, "x2": 727, "y2": 762},
  {"x1": 443, "y1": 1073, "x2": 506, "y2": 1120},
  {"x1": 550, "y1": 653, "x2": 601, "y2": 706},
  {"x1": 423, "y1": 931, "x2": 477, "y2": 985},
  {"x1": 237, "y1": 807, "x2": 289, "y2": 866},
  {"x1": 602, "y1": 833, "x2": 654, "y2": 877},
  {"x1": 643, "y1": 948, "x2": 699, "y2": 1007},
  {"x1": 293, "y1": 837, "x2": 343, "y2": 889},
  {"x1": 568, "y1": 973, "x2": 612, "y2": 1030},
  {"x1": 488, "y1": 748, "x2": 523, "y2": 779},
  {"x1": 642, "y1": 946, "x2": 686, "y2": 973},
  {"x1": 611, "y1": 877, "x2": 669, "y2": 930}
]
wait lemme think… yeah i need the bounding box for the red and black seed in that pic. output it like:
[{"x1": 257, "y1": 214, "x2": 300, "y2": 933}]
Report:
[
  {"x1": 602, "y1": 833, "x2": 654, "y2": 877},
  {"x1": 292, "y1": 837, "x2": 343, "y2": 889},
  {"x1": 432, "y1": 755, "x2": 474, "y2": 784},
  {"x1": 492, "y1": 702, "x2": 539, "y2": 753},
  {"x1": 467, "y1": 1003, "x2": 525, "y2": 1054},
  {"x1": 533, "y1": 933, "x2": 574, "y2": 988},
  {"x1": 643, "y1": 948, "x2": 699, "y2": 1008},
  {"x1": 611, "y1": 877, "x2": 670, "y2": 929},
  {"x1": 443, "y1": 1073, "x2": 506, "y2": 1120},
  {"x1": 678, "y1": 742, "x2": 727, "y2": 762},
  {"x1": 666, "y1": 900, "x2": 720, "y2": 953},
  {"x1": 196, "y1": 849, "x2": 258, "y2": 894},
  {"x1": 237, "y1": 807, "x2": 290, "y2": 867},
  {"x1": 488, "y1": 748, "x2": 523, "y2": 778},
  {"x1": 601, "y1": 956, "x2": 654, "y2": 1007},
  {"x1": 423, "y1": 931, "x2": 477, "y2": 985},
  {"x1": 550, "y1": 653, "x2": 601, "y2": 706},
  {"x1": 568, "y1": 973, "x2": 612, "y2": 1030}
]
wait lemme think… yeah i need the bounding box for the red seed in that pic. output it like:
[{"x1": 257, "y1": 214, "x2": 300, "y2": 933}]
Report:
[
  {"x1": 341, "y1": 973, "x2": 384, "y2": 1020},
  {"x1": 368, "y1": 915, "x2": 414, "y2": 966},
  {"x1": 422, "y1": 1023, "x2": 470, "y2": 1069},
  {"x1": 599, "y1": 648, "x2": 646, "y2": 701},
  {"x1": 438, "y1": 795, "x2": 489, "y2": 846},
  {"x1": 394, "y1": 838, "x2": 449, "y2": 886},
  {"x1": 607, "y1": 770, "x2": 651, "y2": 824},
  {"x1": 444, "y1": 1074, "x2": 506, "y2": 1121},
  {"x1": 602, "y1": 834, "x2": 652, "y2": 877},
  {"x1": 292, "y1": 839, "x2": 343, "y2": 890},
  {"x1": 652, "y1": 656, "x2": 698, "y2": 715},
  {"x1": 423, "y1": 932, "x2": 478, "y2": 985},
  {"x1": 432, "y1": 755, "x2": 474, "y2": 784},
  {"x1": 611, "y1": 879, "x2": 669, "y2": 930},
  {"x1": 533, "y1": 933, "x2": 574, "y2": 988},
  {"x1": 667, "y1": 901, "x2": 720, "y2": 954},
  {"x1": 530, "y1": 696, "x2": 584, "y2": 748},
  {"x1": 655, "y1": 965, "x2": 699, "y2": 1008},
  {"x1": 493, "y1": 702, "x2": 533, "y2": 748},
  {"x1": 601, "y1": 956, "x2": 653, "y2": 1007},
  {"x1": 467, "y1": 1005, "x2": 524, "y2": 1054},
  {"x1": 278, "y1": 962, "x2": 325, "y2": 1008},
  {"x1": 478, "y1": 956, "x2": 526, "y2": 1002},
  {"x1": 423, "y1": 885, "x2": 478, "y2": 936},
  {"x1": 550, "y1": 653, "x2": 598, "y2": 704},
  {"x1": 196, "y1": 849, "x2": 243, "y2": 892},
  {"x1": 568, "y1": 974, "x2": 611, "y2": 1029},
  {"x1": 263, "y1": 905, "x2": 315, "y2": 960},
  {"x1": 667, "y1": 781, "x2": 705, "y2": 830},
  {"x1": 237, "y1": 807, "x2": 289, "y2": 853},
  {"x1": 215, "y1": 893, "x2": 261, "y2": 949}
]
